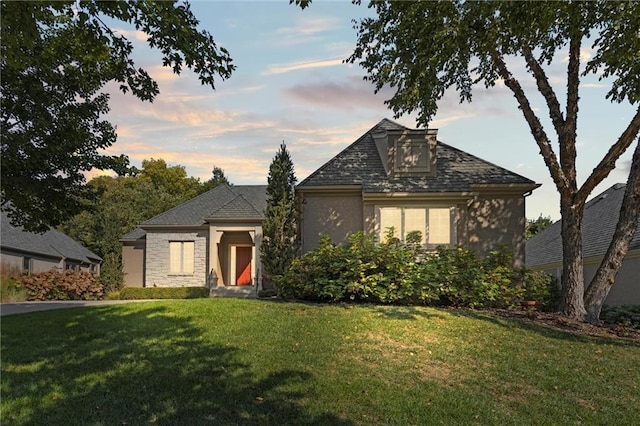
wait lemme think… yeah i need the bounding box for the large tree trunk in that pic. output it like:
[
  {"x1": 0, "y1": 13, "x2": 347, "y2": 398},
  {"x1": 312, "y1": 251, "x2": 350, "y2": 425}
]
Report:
[
  {"x1": 584, "y1": 141, "x2": 640, "y2": 323},
  {"x1": 558, "y1": 196, "x2": 587, "y2": 319}
]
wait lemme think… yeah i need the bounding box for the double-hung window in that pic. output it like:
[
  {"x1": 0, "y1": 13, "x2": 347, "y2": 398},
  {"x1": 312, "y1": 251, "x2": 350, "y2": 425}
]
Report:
[
  {"x1": 378, "y1": 206, "x2": 455, "y2": 248},
  {"x1": 169, "y1": 241, "x2": 195, "y2": 274}
]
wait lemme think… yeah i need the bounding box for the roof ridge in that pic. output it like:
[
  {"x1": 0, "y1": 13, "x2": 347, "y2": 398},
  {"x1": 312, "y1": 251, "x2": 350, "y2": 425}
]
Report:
[
  {"x1": 210, "y1": 193, "x2": 262, "y2": 217},
  {"x1": 141, "y1": 184, "x2": 234, "y2": 225},
  {"x1": 584, "y1": 183, "x2": 626, "y2": 210},
  {"x1": 299, "y1": 118, "x2": 407, "y2": 186}
]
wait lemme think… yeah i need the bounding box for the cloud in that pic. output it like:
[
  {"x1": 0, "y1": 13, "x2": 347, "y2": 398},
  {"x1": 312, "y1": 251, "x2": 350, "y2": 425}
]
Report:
[
  {"x1": 275, "y1": 15, "x2": 341, "y2": 36},
  {"x1": 263, "y1": 57, "x2": 345, "y2": 75},
  {"x1": 111, "y1": 27, "x2": 149, "y2": 42},
  {"x1": 283, "y1": 76, "x2": 393, "y2": 110}
]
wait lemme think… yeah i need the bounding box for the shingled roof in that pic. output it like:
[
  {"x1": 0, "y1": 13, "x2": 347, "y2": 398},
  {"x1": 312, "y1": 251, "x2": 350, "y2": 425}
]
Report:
[
  {"x1": 1, "y1": 211, "x2": 101, "y2": 263},
  {"x1": 139, "y1": 184, "x2": 268, "y2": 227},
  {"x1": 526, "y1": 183, "x2": 640, "y2": 267},
  {"x1": 298, "y1": 118, "x2": 536, "y2": 192}
]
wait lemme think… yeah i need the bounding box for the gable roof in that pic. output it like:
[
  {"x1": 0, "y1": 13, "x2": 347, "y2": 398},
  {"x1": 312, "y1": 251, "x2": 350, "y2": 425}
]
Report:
[
  {"x1": 1, "y1": 211, "x2": 101, "y2": 263},
  {"x1": 140, "y1": 184, "x2": 268, "y2": 227},
  {"x1": 298, "y1": 118, "x2": 537, "y2": 193},
  {"x1": 526, "y1": 183, "x2": 640, "y2": 267}
]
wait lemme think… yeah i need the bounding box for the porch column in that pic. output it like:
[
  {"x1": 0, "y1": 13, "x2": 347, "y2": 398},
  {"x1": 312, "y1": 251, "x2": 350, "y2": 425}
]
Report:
[
  {"x1": 208, "y1": 226, "x2": 223, "y2": 287},
  {"x1": 252, "y1": 226, "x2": 263, "y2": 290}
]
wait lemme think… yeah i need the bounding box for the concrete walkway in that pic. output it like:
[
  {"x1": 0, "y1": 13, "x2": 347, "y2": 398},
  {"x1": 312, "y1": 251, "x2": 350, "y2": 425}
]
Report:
[{"x1": 0, "y1": 300, "x2": 157, "y2": 316}]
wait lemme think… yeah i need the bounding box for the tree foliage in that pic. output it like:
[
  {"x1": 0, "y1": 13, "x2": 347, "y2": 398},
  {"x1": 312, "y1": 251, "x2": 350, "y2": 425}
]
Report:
[
  {"x1": 526, "y1": 215, "x2": 554, "y2": 240},
  {"x1": 335, "y1": 0, "x2": 640, "y2": 321},
  {"x1": 1, "y1": 1, "x2": 234, "y2": 232},
  {"x1": 261, "y1": 143, "x2": 298, "y2": 281},
  {"x1": 201, "y1": 166, "x2": 230, "y2": 192}
]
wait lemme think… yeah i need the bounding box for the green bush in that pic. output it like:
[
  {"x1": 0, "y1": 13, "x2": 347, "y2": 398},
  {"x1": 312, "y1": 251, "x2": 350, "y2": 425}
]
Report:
[
  {"x1": 257, "y1": 289, "x2": 278, "y2": 298},
  {"x1": 20, "y1": 269, "x2": 103, "y2": 300},
  {"x1": 1, "y1": 262, "x2": 28, "y2": 302},
  {"x1": 276, "y1": 234, "x2": 557, "y2": 310},
  {"x1": 601, "y1": 305, "x2": 640, "y2": 329},
  {"x1": 118, "y1": 286, "x2": 209, "y2": 300},
  {"x1": 276, "y1": 232, "x2": 441, "y2": 305},
  {"x1": 520, "y1": 269, "x2": 560, "y2": 312}
]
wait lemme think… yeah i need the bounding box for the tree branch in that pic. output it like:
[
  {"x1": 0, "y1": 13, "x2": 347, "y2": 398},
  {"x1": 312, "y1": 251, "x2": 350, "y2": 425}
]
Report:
[
  {"x1": 522, "y1": 45, "x2": 565, "y2": 135},
  {"x1": 577, "y1": 106, "x2": 640, "y2": 205},
  {"x1": 490, "y1": 49, "x2": 567, "y2": 191}
]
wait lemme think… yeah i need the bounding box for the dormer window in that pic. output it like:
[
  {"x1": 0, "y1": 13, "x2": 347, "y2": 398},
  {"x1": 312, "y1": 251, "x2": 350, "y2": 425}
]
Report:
[
  {"x1": 395, "y1": 139, "x2": 430, "y2": 173},
  {"x1": 373, "y1": 128, "x2": 437, "y2": 178}
]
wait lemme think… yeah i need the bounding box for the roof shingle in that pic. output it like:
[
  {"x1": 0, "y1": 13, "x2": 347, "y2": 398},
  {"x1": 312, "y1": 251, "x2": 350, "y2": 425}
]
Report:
[
  {"x1": 526, "y1": 183, "x2": 640, "y2": 266},
  {"x1": 298, "y1": 118, "x2": 536, "y2": 192},
  {"x1": 140, "y1": 184, "x2": 268, "y2": 227},
  {"x1": 1, "y1": 211, "x2": 101, "y2": 262}
]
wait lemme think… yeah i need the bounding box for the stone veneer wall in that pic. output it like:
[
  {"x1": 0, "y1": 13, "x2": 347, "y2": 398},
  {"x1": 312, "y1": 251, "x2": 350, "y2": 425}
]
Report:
[{"x1": 145, "y1": 230, "x2": 208, "y2": 287}]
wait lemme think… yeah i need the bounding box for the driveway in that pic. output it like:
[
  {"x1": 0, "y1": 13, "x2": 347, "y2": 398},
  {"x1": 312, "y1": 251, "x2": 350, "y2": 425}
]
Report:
[{"x1": 0, "y1": 300, "x2": 156, "y2": 316}]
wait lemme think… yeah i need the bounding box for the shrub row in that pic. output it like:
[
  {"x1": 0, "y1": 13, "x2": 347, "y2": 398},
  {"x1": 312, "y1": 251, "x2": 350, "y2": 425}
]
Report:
[
  {"x1": 274, "y1": 232, "x2": 559, "y2": 311},
  {"x1": 20, "y1": 269, "x2": 103, "y2": 301},
  {"x1": 117, "y1": 286, "x2": 210, "y2": 300},
  {"x1": 601, "y1": 305, "x2": 640, "y2": 329}
]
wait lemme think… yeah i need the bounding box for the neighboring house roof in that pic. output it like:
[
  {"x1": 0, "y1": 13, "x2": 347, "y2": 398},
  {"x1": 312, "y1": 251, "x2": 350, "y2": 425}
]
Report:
[
  {"x1": 526, "y1": 183, "x2": 640, "y2": 266},
  {"x1": 298, "y1": 118, "x2": 537, "y2": 192},
  {"x1": 121, "y1": 227, "x2": 147, "y2": 241},
  {"x1": 139, "y1": 184, "x2": 268, "y2": 227},
  {"x1": 1, "y1": 211, "x2": 102, "y2": 263}
]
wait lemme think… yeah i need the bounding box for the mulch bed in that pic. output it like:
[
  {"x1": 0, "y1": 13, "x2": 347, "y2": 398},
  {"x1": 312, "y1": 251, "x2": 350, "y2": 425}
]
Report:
[{"x1": 488, "y1": 309, "x2": 640, "y2": 340}]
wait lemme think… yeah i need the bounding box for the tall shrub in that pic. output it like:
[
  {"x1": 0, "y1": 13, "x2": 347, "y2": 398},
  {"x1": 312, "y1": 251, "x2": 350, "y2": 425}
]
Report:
[{"x1": 261, "y1": 143, "x2": 298, "y2": 285}]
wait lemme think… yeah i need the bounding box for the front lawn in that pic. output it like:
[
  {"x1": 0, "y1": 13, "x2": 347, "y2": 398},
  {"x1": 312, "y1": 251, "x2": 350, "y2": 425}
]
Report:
[{"x1": 2, "y1": 299, "x2": 638, "y2": 425}]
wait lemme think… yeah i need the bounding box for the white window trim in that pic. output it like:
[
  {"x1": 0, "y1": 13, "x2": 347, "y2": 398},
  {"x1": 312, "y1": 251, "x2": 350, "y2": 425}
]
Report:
[{"x1": 376, "y1": 205, "x2": 457, "y2": 248}]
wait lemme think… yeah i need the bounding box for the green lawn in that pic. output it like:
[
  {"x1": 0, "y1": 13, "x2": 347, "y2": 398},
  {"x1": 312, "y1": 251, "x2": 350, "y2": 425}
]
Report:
[{"x1": 2, "y1": 299, "x2": 639, "y2": 425}]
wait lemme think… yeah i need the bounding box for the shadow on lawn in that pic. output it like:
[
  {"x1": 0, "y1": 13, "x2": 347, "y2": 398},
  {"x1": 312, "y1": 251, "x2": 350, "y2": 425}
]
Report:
[{"x1": 1, "y1": 305, "x2": 352, "y2": 425}]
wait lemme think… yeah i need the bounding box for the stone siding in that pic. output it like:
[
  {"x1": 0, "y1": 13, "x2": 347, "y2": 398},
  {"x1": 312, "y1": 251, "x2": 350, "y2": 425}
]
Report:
[{"x1": 145, "y1": 230, "x2": 208, "y2": 287}]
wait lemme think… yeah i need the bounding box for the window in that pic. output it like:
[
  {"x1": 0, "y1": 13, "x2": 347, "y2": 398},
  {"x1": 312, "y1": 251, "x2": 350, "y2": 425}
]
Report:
[
  {"x1": 394, "y1": 140, "x2": 429, "y2": 173},
  {"x1": 378, "y1": 207, "x2": 455, "y2": 247},
  {"x1": 169, "y1": 241, "x2": 195, "y2": 274}
]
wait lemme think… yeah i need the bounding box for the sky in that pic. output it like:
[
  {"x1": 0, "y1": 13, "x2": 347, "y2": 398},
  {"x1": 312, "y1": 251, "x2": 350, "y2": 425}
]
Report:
[{"x1": 99, "y1": 1, "x2": 637, "y2": 221}]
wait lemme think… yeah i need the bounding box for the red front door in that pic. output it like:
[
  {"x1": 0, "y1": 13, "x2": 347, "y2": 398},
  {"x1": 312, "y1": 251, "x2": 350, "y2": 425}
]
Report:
[{"x1": 236, "y1": 247, "x2": 252, "y2": 286}]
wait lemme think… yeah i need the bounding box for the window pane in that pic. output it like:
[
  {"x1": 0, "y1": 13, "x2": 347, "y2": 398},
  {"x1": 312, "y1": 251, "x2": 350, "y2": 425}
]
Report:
[
  {"x1": 169, "y1": 242, "x2": 182, "y2": 273},
  {"x1": 183, "y1": 242, "x2": 195, "y2": 273},
  {"x1": 429, "y1": 208, "x2": 451, "y2": 244},
  {"x1": 404, "y1": 208, "x2": 426, "y2": 243},
  {"x1": 379, "y1": 207, "x2": 401, "y2": 241}
]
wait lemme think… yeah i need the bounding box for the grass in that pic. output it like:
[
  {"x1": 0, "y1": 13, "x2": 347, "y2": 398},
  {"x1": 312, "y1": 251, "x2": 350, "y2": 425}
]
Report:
[{"x1": 1, "y1": 299, "x2": 639, "y2": 425}]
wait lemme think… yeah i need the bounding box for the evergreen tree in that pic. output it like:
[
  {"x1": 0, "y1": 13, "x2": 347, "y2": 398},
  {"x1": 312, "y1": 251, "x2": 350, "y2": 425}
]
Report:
[{"x1": 261, "y1": 143, "x2": 298, "y2": 282}]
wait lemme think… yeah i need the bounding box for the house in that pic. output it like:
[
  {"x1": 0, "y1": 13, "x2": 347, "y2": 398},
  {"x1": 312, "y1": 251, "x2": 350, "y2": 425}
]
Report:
[
  {"x1": 1, "y1": 211, "x2": 102, "y2": 275},
  {"x1": 122, "y1": 118, "x2": 539, "y2": 289},
  {"x1": 121, "y1": 185, "x2": 267, "y2": 289},
  {"x1": 297, "y1": 119, "x2": 539, "y2": 266},
  {"x1": 526, "y1": 183, "x2": 640, "y2": 306}
]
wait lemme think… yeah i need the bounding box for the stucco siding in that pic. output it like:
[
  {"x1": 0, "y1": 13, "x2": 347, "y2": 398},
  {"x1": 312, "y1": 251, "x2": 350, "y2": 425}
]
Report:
[
  {"x1": 585, "y1": 252, "x2": 640, "y2": 306},
  {"x1": 1, "y1": 252, "x2": 23, "y2": 272},
  {"x1": 466, "y1": 194, "x2": 526, "y2": 267},
  {"x1": 122, "y1": 240, "x2": 145, "y2": 287},
  {"x1": 301, "y1": 193, "x2": 363, "y2": 252},
  {"x1": 145, "y1": 230, "x2": 208, "y2": 287},
  {"x1": 31, "y1": 258, "x2": 63, "y2": 273}
]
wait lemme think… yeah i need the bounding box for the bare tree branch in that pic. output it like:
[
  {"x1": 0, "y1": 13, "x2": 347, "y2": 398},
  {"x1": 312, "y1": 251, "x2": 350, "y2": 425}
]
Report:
[
  {"x1": 522, "y1": 45, "x2": 565, "y2": 135},
  {"x1": 490, "y1": 49, "x2": 567, "y2": 191}
]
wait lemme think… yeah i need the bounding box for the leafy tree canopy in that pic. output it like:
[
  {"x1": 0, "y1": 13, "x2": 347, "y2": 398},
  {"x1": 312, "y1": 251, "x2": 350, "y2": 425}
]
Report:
[
  {"x1": 201, "y1": 166, "x2": 230, "y2": 192},
  {"x1": 1, "y1": 1, "x2": 234, "y2": 232},
  {"x1": 526, "y1": 215, "x2": 554, "y2": 240}
]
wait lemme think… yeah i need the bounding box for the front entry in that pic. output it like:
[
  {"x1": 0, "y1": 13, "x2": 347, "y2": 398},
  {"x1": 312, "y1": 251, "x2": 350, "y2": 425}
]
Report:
[{"x1": 235, "y1": 246, "x2": 252, "y2": 286}]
